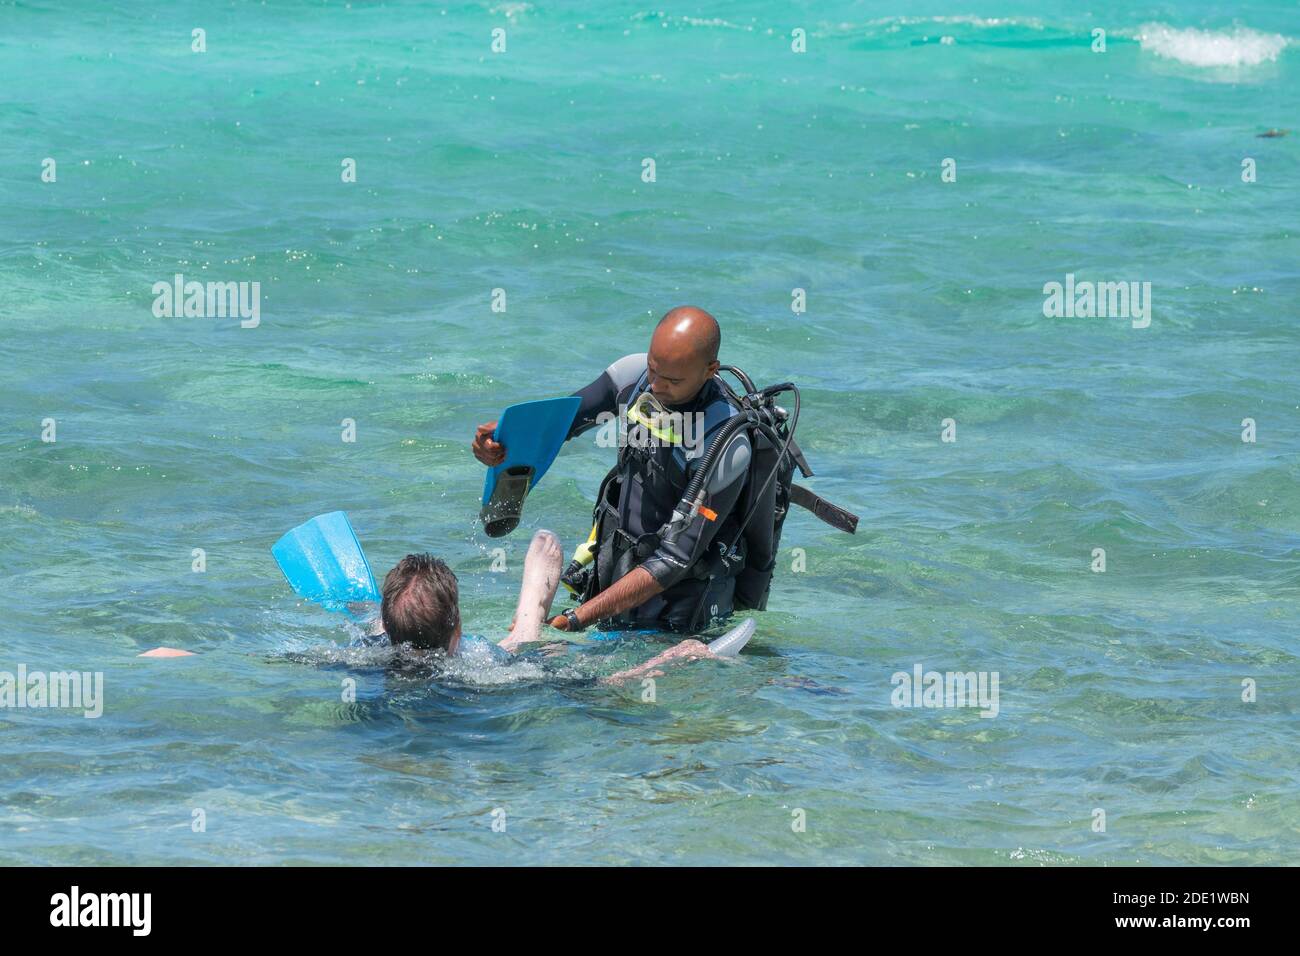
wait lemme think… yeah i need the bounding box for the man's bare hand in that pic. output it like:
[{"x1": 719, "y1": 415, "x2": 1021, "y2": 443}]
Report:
[{"x1": 472, "y1": 421, "x2": 505, "y2": 466}]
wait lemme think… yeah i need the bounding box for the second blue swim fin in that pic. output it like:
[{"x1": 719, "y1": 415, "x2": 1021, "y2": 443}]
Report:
[
  {"x1": 272, "y1": 511, "x2": 380, "y2": 613},
  {"x1": 480, "y1": 395, "x2": 581, "y2": 538}
]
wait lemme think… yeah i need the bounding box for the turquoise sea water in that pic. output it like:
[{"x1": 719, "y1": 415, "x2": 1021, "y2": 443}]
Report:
[{"x1": 1, "y1": 1, "x2": 1297, "y2": 865}]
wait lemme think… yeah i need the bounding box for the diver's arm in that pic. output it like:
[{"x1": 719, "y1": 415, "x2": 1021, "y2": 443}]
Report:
[
  {"x1": 471, "y1": 352, "x2": 646, "y2": 465},
  {"x1": 552, "y1": 565, "x2": 664, "y2": 630},
  {"x1": 566, "y1": 352, "x2": 648, "y2": 440},
  {"x1": 549, "y1": 434, "x2": 751, "y2": 631}
]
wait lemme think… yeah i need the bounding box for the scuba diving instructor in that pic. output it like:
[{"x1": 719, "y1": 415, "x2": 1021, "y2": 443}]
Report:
[{"x1": 471, "y1": 306, "x2": 857, "y2": 635}]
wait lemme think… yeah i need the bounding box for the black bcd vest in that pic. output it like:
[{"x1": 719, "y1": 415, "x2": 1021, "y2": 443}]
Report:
[{"x1": 578, "y1": 370, "x2": 795, "y2": 633}]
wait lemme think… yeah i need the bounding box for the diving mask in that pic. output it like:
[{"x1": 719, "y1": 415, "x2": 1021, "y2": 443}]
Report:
[{"x1": 627, "y1": 390, "x2": 683, "y2": 445}]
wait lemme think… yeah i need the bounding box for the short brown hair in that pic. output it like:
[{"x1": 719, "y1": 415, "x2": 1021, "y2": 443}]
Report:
[{"x1": 380, "y1": 554, "x2": 460, "y2": 650}]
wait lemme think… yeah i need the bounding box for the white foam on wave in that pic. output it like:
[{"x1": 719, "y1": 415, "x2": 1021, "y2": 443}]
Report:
[
  {"x1": 870, "y1": 15, "x2": 1044, "y2": 29},
  {"x1": 1137, "y1": 23, "x2": 1289, "y2": 68},
  {"x1": 823, "y1": 15, "x2": 1044, "y2": 37},
  {"x1": 489, "y1": 2, "x2": 533, "y2": 21},
  {"x1": 278, "y1": 637, "x2": 549, "y2": 685},
  {"x1": 438, "y1": 651, "x2": 551, "y2": 685}
]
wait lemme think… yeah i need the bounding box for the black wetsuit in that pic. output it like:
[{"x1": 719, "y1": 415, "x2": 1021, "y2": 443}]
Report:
[{"x1": 565, "y1": 353, "x2": 752, "y2": 632}]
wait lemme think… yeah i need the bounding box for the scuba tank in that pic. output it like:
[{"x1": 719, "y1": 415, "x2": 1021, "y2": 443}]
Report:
[{"x1": 560, "y1": 365, "x2": 858, "y2": 619}]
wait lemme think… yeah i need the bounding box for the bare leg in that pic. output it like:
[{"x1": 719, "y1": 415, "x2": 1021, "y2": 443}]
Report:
[
  {"x1": 602, "y1": 639, "x2": 716, "y2": 684},
  {"x1": 498, "y1": 530, "x2": 563, "y2": 652}
]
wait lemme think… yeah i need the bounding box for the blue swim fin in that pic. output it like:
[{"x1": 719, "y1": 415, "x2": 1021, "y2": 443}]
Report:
[
  {"x1": 272, "y1": 511, "x2": 380, "y2": 612},
  {"x1": 480, "y1": 396, "x2": 581, "y2": 538}
]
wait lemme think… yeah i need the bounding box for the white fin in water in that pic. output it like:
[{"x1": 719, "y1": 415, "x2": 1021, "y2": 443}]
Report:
[{"x1": 706, "y1": 618, "x2": 755, "y2": 658}]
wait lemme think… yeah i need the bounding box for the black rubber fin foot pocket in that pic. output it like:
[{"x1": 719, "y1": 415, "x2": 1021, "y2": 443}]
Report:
[
  {"x1": 789, "y1": 483, "x2": 859, "y2": 534},
  {"x1": 481, "y1": 465, "x2": 535, "y2": 538}
]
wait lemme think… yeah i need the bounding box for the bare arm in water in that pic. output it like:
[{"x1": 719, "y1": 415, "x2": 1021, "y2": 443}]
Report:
[{"x1": 601, "y1": 639, "x2": 718, "y2": 684}]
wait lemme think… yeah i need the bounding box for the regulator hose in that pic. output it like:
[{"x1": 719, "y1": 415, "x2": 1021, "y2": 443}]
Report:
[{"x1": 662, "y1": 376, "x2": 801, "y2": 547}]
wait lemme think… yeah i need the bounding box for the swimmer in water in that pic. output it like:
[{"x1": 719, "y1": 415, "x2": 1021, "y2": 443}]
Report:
[
  {"x1": 376, "y1": 529, "x2": 724, "y2": 680},
  {"x1": 145, "y1": 528, "x2": 727, "y2": 673}
]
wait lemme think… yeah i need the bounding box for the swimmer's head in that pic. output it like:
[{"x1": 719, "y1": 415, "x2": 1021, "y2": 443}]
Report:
[{"x1": 380, "y1": 553, "x2": 461, "y2": 652}]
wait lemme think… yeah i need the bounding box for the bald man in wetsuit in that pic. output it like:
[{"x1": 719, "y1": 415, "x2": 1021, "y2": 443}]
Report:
[{"x1": 472, "y1": 306, "x2": 753, "y2": 635}]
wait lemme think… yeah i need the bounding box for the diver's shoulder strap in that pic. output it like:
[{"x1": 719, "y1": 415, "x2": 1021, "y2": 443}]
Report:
[
  {"x1": 629, "y1": 368, "x2": 650, "y2": 401},
  {"x1": 701, "y1": 389, "x2": 741, "y2": 439},
  {"x1": 789, "y1": 483, "x2": 858, "y2": 534}
]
